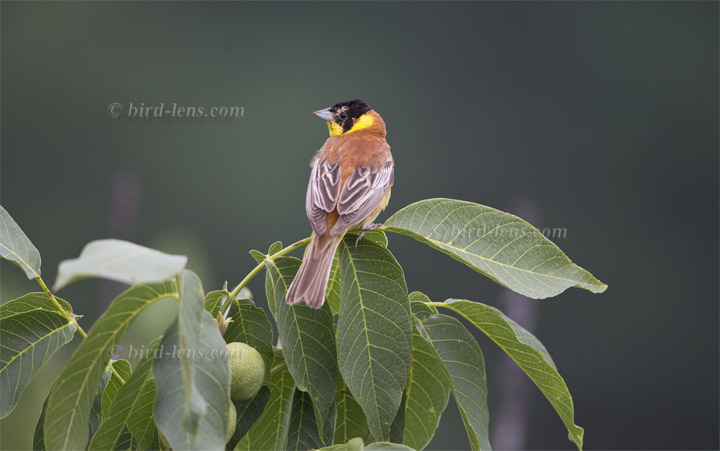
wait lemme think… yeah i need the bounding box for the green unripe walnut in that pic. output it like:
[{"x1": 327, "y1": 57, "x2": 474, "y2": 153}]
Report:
[
  {"x1": 225, "y1": 402, "x2": 237, "y2": 443},
  {"x1": 227, "y1": 342, "x2": 265, "y2": 401}
]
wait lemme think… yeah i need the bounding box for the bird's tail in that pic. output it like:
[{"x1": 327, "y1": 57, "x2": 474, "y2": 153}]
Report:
[{"x1": 285, "y1": 234, "x2": 341, "y2": 309}]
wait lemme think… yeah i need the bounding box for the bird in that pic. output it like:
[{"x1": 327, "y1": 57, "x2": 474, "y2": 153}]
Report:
[{"x1": 285, "y1": 98, "x2": 394, "y2": 309}]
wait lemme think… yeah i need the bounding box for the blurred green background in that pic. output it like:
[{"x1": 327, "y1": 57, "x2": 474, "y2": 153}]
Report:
[{"x1": 1, "y1": 2, "x2": 717, "y2": 450}]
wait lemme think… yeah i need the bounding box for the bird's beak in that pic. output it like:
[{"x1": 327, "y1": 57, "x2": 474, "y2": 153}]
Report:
[{"x1": 313, "y1": 108, "x2": 334, "y2": 121}]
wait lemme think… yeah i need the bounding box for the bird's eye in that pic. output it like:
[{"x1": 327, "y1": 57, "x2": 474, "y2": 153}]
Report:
[{"x1": 339, "y1": 112, "x2": 348, "y2": 120}]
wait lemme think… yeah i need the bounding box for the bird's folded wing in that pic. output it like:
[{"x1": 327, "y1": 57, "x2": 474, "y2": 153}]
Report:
[
  {"x1": 331, "y1": 159, "x2": 394, "y2": 235},
  {"x1": 306, "y1": 158, "x2": 341, "y2": 235}
]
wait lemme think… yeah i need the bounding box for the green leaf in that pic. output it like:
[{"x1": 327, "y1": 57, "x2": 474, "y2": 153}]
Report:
[
  {"x1": 410, "y1": 301, "x2": 437, "y2": 318},
  {"x1": 438, "y1": 299, "x2": 584, "y2": 449},
  {"x1": 54, "y1": 239, "x2": 187, "y2": 291},
  {"x1": 265, "y1": 256, "x2": 338, "y2": 422},
  {"x1": 264, "y1": 267, "x2": 276, "y2": 318},
  {"x1": 106, "y1": 429, "x2": 133, "y2": 451},
  {"x1": 337, "y1": 237, "x2": 412, "y2": 441},
  {"x1": 383, "y1": 199, "x2": 607, "y2": 299},
  {"x1": 348, "y1": 230, "x2": 389, "y2": 248},
  {"x1": 389, "y1": 392, "x2": 406, "y2": 443},
  {"x1": 408, "y1": 291, "x2": 431, "y2": 304},
  {"x1": 334, "y1": 375, "x2": 371, "y2": 445},
  {"x1": 33, "y1": 394, "x2": 49, "y2": 451},
  {"x1": 328, "y1": 231, "x2": 388, "y2": 316},
  {"x1": 44, "y1": 281, "x2": 177, "y2": 450},
  {"x1": 36, "y1": 377, "x2": 127, "y2": 451},
  {"x1": 89, "y1": 340, "x2": 161, "y2": 451},
  {"x1": 365, "y1": 443, "x2": 415, "y2": 450},
  {"x1": 249, "y1": 249, "x2": 266, "y2": 264},
  {"x1": 322, "y1": 400, "x2": 338, "y2": 446},
  {"x1": 227, "y1": 385, "x2": 271, "y2": 449},
  {"x1": 88, "y1": 369, "x2": 113, "y2": 443},
  {"x1": 325, "y1": 253, "x2": 342, "y2": 315},
  {"x1": 224, "y1": 299, "x2": 274, "y2": 379},
  {"x1": 0, "y1": 205, "x2": 41, "y2": 279},
  {"x1": 238, "y1": 287, "x2": 253, "y2": 300},
  {"x1": 0, "y1": 294, "x2": 77, "y2": 418},
  {"x1": 153, "y1": 270, "x2": 230, "y2": 451},
  {"x1": 0, "y1": 292, "x2": 72, "y2": 317},
  {"x1": 235, "y1": 368, "x2": 295, "y2": 450},
  {"x1": 318, "y1": 438, "x2": 415, "y2": 451},
  {"x1": 125, "y1": 382, "x2": 157, "y2": 448},
  {"x1": 409, "y1": 291, "x2": 438, "y2": 316},
  {"x1": 249, "y1": 241, "x2": 283, "y2": 269},
  {"x1": 268, "y1": 241, "x2": 283, "y2": 255},
  {"x1": 286, "y1": 389, "x2": 326, "y2": 450},
  {"x1": 101, "y1": 359, "x2": 132, "y2": 418},
  {"x1": 402, "y1": 328, "x2": 451, "y2": 450},
  {"x1": 415, "y1": 313, "x2": 490, "y2": 451},
  {"x1": 204, "y1": 290, "x2": 229, "y2": 317}
]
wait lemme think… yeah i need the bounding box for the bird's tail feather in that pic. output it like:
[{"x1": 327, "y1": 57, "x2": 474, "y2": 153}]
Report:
[{"x1": 285, "y1": 234, "x2": 341, "y2": 309}]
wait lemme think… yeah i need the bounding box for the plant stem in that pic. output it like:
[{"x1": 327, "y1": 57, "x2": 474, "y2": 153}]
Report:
[
  {"x1": 74, "y1": 323, "x2": 88, "y2": 339},
  {"x1": 269, "y1": 361, "x2": 287, "y2": 378},
  {"x1": 35, "y1": 276, "x2": 68, "y2": 314},
  {"x1": 108, "y1": 362, "x2": 127, "y2": 385},
  {"x1": 219, "y1": 236, "x2": 311, "y2": 317},
  {"x1": 35, "y1": 276, "x2": 88, "y2": 338}
]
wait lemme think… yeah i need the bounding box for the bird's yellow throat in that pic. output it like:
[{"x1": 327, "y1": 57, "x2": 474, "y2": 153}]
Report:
[{"x1": 327, "y1": 113, "x2": 375, "y2": 137}]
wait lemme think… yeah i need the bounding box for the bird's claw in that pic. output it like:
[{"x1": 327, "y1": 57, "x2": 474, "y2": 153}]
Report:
[{"x1": 355, "y1": 223, "x2": 382, "y2": 248}]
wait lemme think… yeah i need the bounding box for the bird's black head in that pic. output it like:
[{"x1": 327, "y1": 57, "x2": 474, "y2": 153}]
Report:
[{"x1": 314, "y1": 98, "x2": 373, "y2": 136}]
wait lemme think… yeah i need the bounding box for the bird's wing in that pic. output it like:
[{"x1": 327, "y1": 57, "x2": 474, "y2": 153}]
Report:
[
  {"x1": 331, "y1": 159, "x2": 394, "y2": 236},
  {"x1": 306, "y1": 157, "x2": 341, "y2": 235}
]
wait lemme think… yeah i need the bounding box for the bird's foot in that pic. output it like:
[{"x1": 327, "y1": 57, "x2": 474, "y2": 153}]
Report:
[{"x1": 355, "y1": 223, "x2": 382, "y2": 248}]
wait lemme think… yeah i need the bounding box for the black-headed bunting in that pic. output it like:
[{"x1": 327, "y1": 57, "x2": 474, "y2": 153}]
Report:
[{"x1": 285, "y1": 99, "x2": 394, "y2": 309}]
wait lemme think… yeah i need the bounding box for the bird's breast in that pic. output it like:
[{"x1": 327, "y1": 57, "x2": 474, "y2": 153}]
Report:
[{"x1": 318, "y1": 134, "x2": 391, "y2": 181}]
